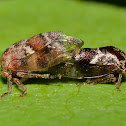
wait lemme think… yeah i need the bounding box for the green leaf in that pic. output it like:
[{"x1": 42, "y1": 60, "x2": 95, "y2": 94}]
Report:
[{"x1": 0, "y1": 0, "x2": 126, "y2": 126}]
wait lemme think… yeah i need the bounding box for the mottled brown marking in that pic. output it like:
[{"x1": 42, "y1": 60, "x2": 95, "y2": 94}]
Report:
[
  {"x1": 13, "y1": 41, "x2": 22, "y2": 48},
  {"x1": 36, "y1": 47, "x2": 54, "y2": 69},
  {"x1": 76, "y1": 48, "x2": 98, "y2": 63},
  {"x1": 3, "y1": 47, "x2": 10, "y2": 55},
  {"x1": 7, "y1": 59, "x2": 22, "y2": 71},
  {"x1": 26, "y1": 31, "x2": 63, "y2": 51},
  {"x1": 39, "y1": 34, "x2": 47, "y2": 42},
  {"x1": 26, "y1": 34, "x2": 46, "y2": 51},
  {"x1": 100, "y1": 46, "x2": 125, "y2": 61}
]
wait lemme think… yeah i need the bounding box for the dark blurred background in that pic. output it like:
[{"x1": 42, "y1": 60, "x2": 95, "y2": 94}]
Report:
[{"x1": 80, "y1": 0, "x2": 126, "y2": 7}]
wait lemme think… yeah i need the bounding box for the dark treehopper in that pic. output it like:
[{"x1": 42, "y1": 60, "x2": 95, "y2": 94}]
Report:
[{"x1": 48, "y1": 46, "x2": 126, "y2": 91}]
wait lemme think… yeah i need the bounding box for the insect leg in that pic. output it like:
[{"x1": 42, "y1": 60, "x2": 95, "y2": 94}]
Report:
[
  {"x1": 77, "y1": 74, "x2": 117, "y2": 87},
  {"x1": 115, "y1": 74, "x2": 122, "y2": 92},
  {"x1": 17, "y1": 72, "x2": 57, "y2": 79},
  {"x1": 1, "y1": 74, "x2": 12, "y2": 97},
  {"x1": 86, "y1": 74, "x2": 117, "y2": 84},
  {"x1": 13, "y1": 78, "x2": 27, "y2": 97}
]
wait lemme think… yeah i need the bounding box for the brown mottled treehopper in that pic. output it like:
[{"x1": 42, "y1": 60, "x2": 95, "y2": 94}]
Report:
[{"x1": 0, "y1": 31, "x2": 83, "y2": 97}]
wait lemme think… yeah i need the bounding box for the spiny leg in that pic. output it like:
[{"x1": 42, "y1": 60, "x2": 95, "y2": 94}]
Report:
[
  {"x1": 13, "y1": 78, "x2": 27, "y2": 97},
  {"x1": 86, "y1": 74, "x2": 116, "y2": 84},
  {"x1": 16, "y1": 72, "x2": 59, "y2": 97},
  {"x1": 17, "y1": 72, "x2": 57, "y2": 79},
  {"x1": 1, "y1": 74, "x2": 12, "y2": 97},
  {"x1": 115, "y1": 74, "x2": 122, "y2": 92},
  {"x1": 76, "y1": 74, "x2": 117, "y2": 87}
]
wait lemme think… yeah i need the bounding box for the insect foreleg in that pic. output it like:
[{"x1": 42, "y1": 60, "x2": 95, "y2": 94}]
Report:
[
  {"x1": 1, "y1": 74, "x2": 12, "y2": 97},
  {"x1": 13, "y1": 78, "x2": 27, "y2": 97},
  {"x1": 17, "y1": 72, "x2": 57, "y2": 79},
  {"x1": 115, "y1": 73, "x2": 122, "y2": 92}
]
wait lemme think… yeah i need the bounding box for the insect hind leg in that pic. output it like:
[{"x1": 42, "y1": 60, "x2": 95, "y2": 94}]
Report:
[
  {"x1": 77, "y1": 74, "x2": 117, "y2": 87},
  {"x1": 115, "y1": 74, "x2": 122, "y2": 92},
  {"x1": 86, "y1": 74, "x2": 117, "y2": 84},
  {"x1": 13, "y1": 78, "x2": 27, "y2": 97}
]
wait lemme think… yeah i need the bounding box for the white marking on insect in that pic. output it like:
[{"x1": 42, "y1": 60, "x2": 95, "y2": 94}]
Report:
[
  {"x1": 74, "y1": 54, "x2": 80, "y2": 60},
  {"x1": 90, "y1": 48, "x2": 120, "y2": 65},
  {"x1": 23, "y1": 45, "x2": 35, "y2": 55}
]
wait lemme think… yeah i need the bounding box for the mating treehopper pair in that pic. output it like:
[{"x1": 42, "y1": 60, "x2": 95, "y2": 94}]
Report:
[{"x1": 1, "y1": 31, "x2": 126, "y2": 97}]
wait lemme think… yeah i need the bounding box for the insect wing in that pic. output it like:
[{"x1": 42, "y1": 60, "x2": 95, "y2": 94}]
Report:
[
  {"x1": 1, "y1": 31, "x2": 63, "y2": 71},
  {"x1": 25, "y1": 31, "x2": 63, "y2": 52},
  {"x1": 8, "y1": 34, "x2": 84, "y2": 72},
  {"x1": 55, "y1": 34, "x2": 84, "y2": 52}
]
